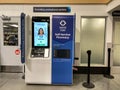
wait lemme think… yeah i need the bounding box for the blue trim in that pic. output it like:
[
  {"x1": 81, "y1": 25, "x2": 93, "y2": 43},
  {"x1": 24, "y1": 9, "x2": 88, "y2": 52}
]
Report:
[
  {"x1": 20, "y1": 13, "x2": 25, "y2": 63},
  {"x1": 73, "y1": 14, "x2": 76, "y2": 65}
]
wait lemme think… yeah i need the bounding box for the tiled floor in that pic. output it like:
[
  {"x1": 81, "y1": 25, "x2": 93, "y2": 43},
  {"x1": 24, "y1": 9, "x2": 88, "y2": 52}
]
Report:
[{"x1": 0, "y1": 73, "x2": 120, "y2": 90}]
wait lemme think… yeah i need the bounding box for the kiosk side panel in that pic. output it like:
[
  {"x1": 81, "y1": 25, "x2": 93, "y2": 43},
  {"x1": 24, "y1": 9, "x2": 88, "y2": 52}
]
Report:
[{"x1": 52, "y1": 15, "x2": 75, "y2": 85}]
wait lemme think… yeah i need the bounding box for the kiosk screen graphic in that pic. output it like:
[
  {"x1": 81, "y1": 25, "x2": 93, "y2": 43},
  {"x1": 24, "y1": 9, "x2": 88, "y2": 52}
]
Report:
[{"x1": 32, "y1": 17, "x2": 50, "y2": 48}]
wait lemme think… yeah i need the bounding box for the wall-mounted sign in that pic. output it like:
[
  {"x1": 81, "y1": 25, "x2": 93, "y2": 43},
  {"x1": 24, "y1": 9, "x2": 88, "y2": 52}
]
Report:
[
  {"x1": 112, "y1": 11, "x2": 120, "y2": 16},
  {"x1": 33, "y1": 7, "x2": 71, "y2": 13},
  {"x1": 15, "y1": 49, "x2": 20, "y2": 55}
]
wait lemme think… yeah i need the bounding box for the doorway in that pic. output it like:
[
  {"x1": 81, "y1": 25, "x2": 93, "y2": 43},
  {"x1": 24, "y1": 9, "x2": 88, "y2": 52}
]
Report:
[
  {"x1": 80, "y1": 17, "x2": 106, "y2": 66},
  {"x1": 112, "y1": 17, "x2": 120, "y2": 74},
  {"x1": 0, "y1": 16, "x2": 23, "y2": 72}
]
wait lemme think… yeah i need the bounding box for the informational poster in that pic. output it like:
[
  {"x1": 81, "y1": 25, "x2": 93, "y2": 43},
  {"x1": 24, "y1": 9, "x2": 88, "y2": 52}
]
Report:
[{"x1": 3, "y1": 23, "x2": 18, "y2": 46}]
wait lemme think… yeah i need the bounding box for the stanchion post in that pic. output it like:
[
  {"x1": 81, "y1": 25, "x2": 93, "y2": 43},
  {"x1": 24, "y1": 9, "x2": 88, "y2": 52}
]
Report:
[
  {"x1": 22, "y1": 65, "x2": 25, "y2": 79},
  {"x1": 87, "y1": 50, "x2": 91, "y2": 84},
  {"x1": 104, "y1": 48, "x2": 114, "y2": 79},
  {"x1": 82, "y1": 50, "x2": 95, "y2": 88}
]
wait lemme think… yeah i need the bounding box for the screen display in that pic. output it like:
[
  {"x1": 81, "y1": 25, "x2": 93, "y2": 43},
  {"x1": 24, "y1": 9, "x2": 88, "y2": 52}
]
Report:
[{"x1": 34, "y1": 22, "x2": 48, "y2": 47}]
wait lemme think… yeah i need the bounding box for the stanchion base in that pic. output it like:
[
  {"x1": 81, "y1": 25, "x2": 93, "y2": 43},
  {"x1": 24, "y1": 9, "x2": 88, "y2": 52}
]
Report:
[
  {"x1": 22, "y1": 74, "x2": 25, "y2": 79},
  {"x1": 82, "y1": 82, "x2": 95, "y2": 88},
  {"x1": 104, "y1": 74, "x2": 114, "y2": 79}
]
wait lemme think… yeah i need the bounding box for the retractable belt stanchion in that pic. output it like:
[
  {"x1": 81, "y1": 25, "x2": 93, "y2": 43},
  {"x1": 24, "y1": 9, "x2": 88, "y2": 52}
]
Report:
[
  {"x1": 82, "y1": 50, "x2": 95, "y2": 88},
  {"x1": 104, "y1": 48, "x2": 114, "y2": 79},
  {"x1": 22, "y1": 65, "x2": 25, "y2": 79}
]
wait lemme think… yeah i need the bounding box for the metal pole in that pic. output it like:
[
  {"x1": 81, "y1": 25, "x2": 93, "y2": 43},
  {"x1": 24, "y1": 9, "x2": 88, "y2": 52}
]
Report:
[
  {"x1": 104, "y1": 48, "x2": 114, "y2": 79},
  {"x1": 82, "y1": 50, "x2": 95, "y2": 88},
  {"x1": 87, "y1": 50, "x2": 91, "y2": 84}
]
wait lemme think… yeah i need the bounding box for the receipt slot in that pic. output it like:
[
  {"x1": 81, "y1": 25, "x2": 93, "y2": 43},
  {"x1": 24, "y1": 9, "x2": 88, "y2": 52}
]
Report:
[{"x1": 52, "y1": 15, "x2": 75, "y2": 85}]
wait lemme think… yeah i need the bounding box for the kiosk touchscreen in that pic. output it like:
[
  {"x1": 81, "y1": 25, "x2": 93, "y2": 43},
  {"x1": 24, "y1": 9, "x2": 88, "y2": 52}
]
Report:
[{"x1": 31, "y1": 17, "x2": 50, "y2": 57}]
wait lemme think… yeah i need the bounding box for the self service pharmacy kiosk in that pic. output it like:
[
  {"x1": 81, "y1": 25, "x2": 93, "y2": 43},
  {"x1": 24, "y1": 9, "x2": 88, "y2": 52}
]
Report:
[{"x1": 25, "y1": 14, "x2": 75, "y2": 85}]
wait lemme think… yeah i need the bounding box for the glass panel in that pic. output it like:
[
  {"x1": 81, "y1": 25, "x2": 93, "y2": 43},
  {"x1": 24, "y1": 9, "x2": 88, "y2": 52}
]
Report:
[
  {"x1": 113, "y1": 20, "x2": 120, "y2": 66},
  {"x1": 113, "y1": 21, "x2": 120, "y2": 44},
  {"x1": 113, "y1": 45, "x2": 120, "y2": 66},
  {"x1": 3, "y1": 23, "x2": 18, "y2": 46},
  {"x1": 81, "y1": 18, "x2": 105, "y2": 64}
]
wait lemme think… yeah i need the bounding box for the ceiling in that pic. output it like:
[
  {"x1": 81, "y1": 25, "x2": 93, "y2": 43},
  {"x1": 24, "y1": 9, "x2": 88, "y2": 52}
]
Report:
[{"x1": 0, "y1": 0, "x2": 112, "y2": 4}]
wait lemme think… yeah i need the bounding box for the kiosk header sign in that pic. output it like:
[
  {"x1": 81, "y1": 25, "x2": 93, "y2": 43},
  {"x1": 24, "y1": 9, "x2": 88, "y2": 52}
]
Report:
[
  {"x1": 52, "y1": 15, "x2": 74, "y2": 43},
  {"x1": 33, "y1": 7, "x2": 71, "y2": 13}
]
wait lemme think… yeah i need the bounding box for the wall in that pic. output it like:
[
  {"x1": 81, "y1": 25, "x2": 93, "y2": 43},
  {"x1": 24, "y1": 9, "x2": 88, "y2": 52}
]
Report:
[
  {"x1": 0, "y1": 4, "x2": 113, "y2": 66},
  {"x1": 0, "y1": 0, "x2": 111, "y2": 4},
  {"x1": 107, "y1": 0, "x2": 120, "y2": 12}
]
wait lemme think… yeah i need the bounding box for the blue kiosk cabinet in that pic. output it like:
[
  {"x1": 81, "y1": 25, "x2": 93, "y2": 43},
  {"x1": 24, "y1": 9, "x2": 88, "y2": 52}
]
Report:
[{"x1": 52, "y1": 15, "x2": 75, "y2": 85}]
